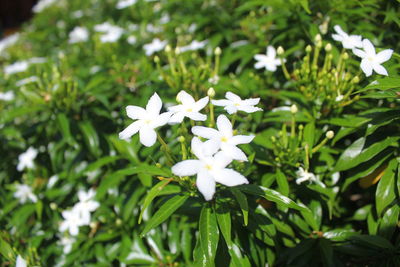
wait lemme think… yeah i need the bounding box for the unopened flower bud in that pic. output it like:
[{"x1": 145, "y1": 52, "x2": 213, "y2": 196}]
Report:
[
  {"x1": 154, "y1": 55, "x2": 160, "y2": 63},
  {"x1": 306, "y1": 45, "x2": 312, "y2": 53},
  {"x1": 343, "y1": 52, "x2": 349, "y2": 60},
  {"x1": 277, "y1": 46, "x2": 285, "y2": 55},
  {"x1": 326, "y1": 130, "x2": 334, "y2": 139},
  {"x1": 325, "y1": 43, "x2": 332, "y2": 52},
  {"x1": 50, "y1": 203, "x2": 57, "y2": 210},
  {"x1": 290, "y1": 104, "x2": 298, "y2": 114},
  {"x1": 315, "y1": 34, "x2": 322, "y2": 43},
  {"x1": 116, "y1": 219, "x2": 122, "y2": 226},
  {"x1": 214, "y1": 47, "x2": 221, "y2": 55},
  {"x1": 90, "y1": 222, "x2": 97, "y2": 229},
  {"x1": 178, "y1": 136, "x2": 185, "y2": 143},
  {"x1": 165, "y1": 45, "x2": 172, "y2": 53},
  {"x1": 175, "y1": 47, "x2": 181, "y2": 54},
  {"x1": 352, "y1": 76, "x2": 360, "y2": 84},
  {"x1": 207, "y1": 87, "x2": 215, "y2": 98},
  {"x1": 156, "y1": 163, "x2": 162, "y2": 168}
]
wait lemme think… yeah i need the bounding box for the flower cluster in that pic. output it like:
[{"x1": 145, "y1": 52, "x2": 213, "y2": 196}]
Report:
[{"x1": 119, "y1": 90, "x2": 262, "y2": 200}]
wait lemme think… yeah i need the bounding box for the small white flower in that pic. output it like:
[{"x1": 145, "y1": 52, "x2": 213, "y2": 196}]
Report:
[
  {"x1": 116, "y1": 0, "x2": 137, "y2": 9},
  {"x1": 32, "y1": 0, "x2": 57, "y2": 13},
  {"x1": 119, "y1": 93, "x2": 172, "y2": 147},
  {"x1": 179, "y1": 40, "x2": 208, "y2": 53},
  {"x1": 14, "y1": 184, "x2": 37, "y2": 204},
  {"x1": 208, "y1": 75, "x2": 219, "y2": 85},
  {"x1": 68, "y1": 26, "x2": 89, "y2": 44},
  {"x1": 71, "y1": 10, "x2": 84, "y2": 18},
  {"x1": 0, "y1": 91, "x2": 15, "y2": 101},
  {"x1": 353, "y1": 39, "x2": 393, "y2": 77},
  {"x1": 4, "y1": 61, "x2": 29, "y2": 75},
  {"x1": 127, "y1": 36, "x2": 137, "y2": 45},
  {"x1": 212, "y1": 92, "x2": 262, "y2": 114},
  {"x1": 17, "y1": 147, "x2": 38, "y2": 171},
  {"x1": 60, "y1": 236, "x2": 75, "y2": 254},
  {"x1": 15, "y1": 255, "x2": 27, "y2": 267},
  {"x1": 73, "y1": 189, "x2": 99, "y2": 225},
  {"x1": 16, "y1": 76, "x2": 39, "y2": 87},
  {"x1": 172, "y1": 137, "x2": 249, "y2": 201},
  {"x1": 168, "y1": 91, "x2": 209, "y2": 124},
  {"x1": 143, "y1": 38, "x2": 167, "y2": 56},
  {"x1": 331, "y1": 25, "x2": 362, "y2": 49},
  {"x1": 254, "y1": 46, "x2": 282, "y2": 72},
  {"x1": 94, "y1": 22, "x2": 124, "y2": 43},
  {"x1": 0, "y1": 33, "x2": 19, "y2": 55},
  {"x1": 59, "y1": 209, "x2": 82, "y2": 236},
  {"x1": 296, "y1": 167, "x2": 317, "y2": 185},
  {"x1": 192, "y1": 115, "x2": 254, "y2": 161}
]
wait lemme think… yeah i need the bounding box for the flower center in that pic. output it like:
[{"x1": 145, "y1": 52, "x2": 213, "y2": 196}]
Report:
[
  {"x1": 145, "y1": 119, "x2": 152, "y2": 124},
  {"x1": 367, "y1": 56, "x2": 374, "y2": 62},
  {"x1": 234, "y1": 103, "x2": 240, "y2": 107},
  {"x1": 205, "y1": 164, "x2": 213, "y2": 170},
  {"x1": 221, "y1": 136, "x2": 228, "y2": 142},
  {"x1": 186, "y1": 108, "x2": 193, "y2": 112}
]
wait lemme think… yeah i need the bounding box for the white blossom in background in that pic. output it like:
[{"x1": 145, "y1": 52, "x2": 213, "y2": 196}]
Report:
[
  {"x1": 0, "y1": 33, "x2": 19, "y2": 55},
  {"x1": 254, "y1": 46, "x2": 282, "y2": 72},
  {"x1": 212, "y1": 92, "x2": 262, "y2": 114},
  {"x1": 68, "y1": 26, "x2": 89, "y2": 44},
  {"x1": 179, "y1": 40, "x2": 208, "y2": 53},
  {"x1": 74, "y1": 189, "x2": 100, "y2": 225},
  {"x1": 160, "y1": 14, "x2": 170, "y2": 24},
  {"x1": 146, "y1": 24, "x2": 162, "y2": 34},
  {"x1": 71, "y1": 10, "x2": 84, "y2": 19},
  {"x1": 0, "y1": 91, "x2": 15, "y2": 101},
  {"x1": 168, "y1": 91, "x2": 209, "y2": 124},
  {"x1": 192, "y1": 115, "x2": 254, "y2": 161},
  {"x1": 172, "y1": 137, "x2": 248, "y2": 201},
  {"x1": 331, "y1": 25, "x2": 362, "y2": 49},
  {"x1": 59, "y1": 208, "x2": 82, "y2": 236},
  {"x1": 127, "y1": 36, "x2": 137, "y2": 45},
  {"x1": 16, "y1": 76, "x2": 39, "y2": 86},
  {"x1": 60, "y1": 236, "x2": 75, "y2": 254},
  {"x1": 119, "y1": 93, "x2": 172, "y2": 147},
  {"x1": 94, "y1": 22, "x2": 124, "y2": 43},
  {"x1": 15, "y1": 255, "x2": 27, "y2": 267},
  {"x1": 32, "y1": 0, "x2": 57, "y2": 13},
  {"x1": 143, "y1": 38, "x2": 167, "y2": 56},
  {"x1": 116, "y1": 0, "x2": 137, "y2": 9},
  {"x1": 353, "y1": 39, "x2": 393, "y2": 77},
  {"x1": 4, "y1": 61, "x2": 29, "y2": 75},
  {"x1": 208, "y1": 75, "x2": 219, "y2": 85},
  {"x1": 14, "y1": 184, "x2": 38, "y2": 204},
  {"x1": 17, "y1": 147, "x2": 38, "y2": 171},
  {"x1": 296, "y1": 167, "x2": 317, "y2": 184}
]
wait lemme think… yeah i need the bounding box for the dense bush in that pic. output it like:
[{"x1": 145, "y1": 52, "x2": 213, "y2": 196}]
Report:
[{"x1": 1, "y1": 0, "x2": 399, "y2": 266}]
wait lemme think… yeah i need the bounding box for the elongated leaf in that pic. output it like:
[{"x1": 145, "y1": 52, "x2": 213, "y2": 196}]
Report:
[
  {"x1": 357, "y1": 77, "x2": 400, "y2": 92},
  {"x1": 199, "y1": 205, "x2": 219, "y2": 267},
  {"x1": 139, "y1": 179, "x2": 171, "y2": 224},
  {"x1": 140, "y1": 195, "x2": 188, "y2": 237},
  {"x1": 216, "y1": 205, "x2": 232, "y2": 248},
  {"x1": 375, "y1": 159, "x2": 398, "y2": 216},
  {"x1": 231, "y1": 188, "x2": 249, "y2": 226},
  {"x1": 350, "y1": 235, "x2": 395, "y2": 250},
  {"x1": 378, "y1": 205, "x2": 400, "y2": 240},
  {"x1": 276, "y1": 169, "x2": 289, "y2": 196}
]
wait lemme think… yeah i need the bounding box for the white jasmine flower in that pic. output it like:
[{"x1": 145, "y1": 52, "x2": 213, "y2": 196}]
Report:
[
  {"x1": 208, "y1": 75, "x2": 219, "y2": 85},
  {"x1": 116, "y1": 0, "x2": 137, "y2": 9},
  {"x1": 192, "y1": 115, "x2": 254, "y2": 161},
  {"x1": 16, "y1": 76, "x2": 39, "y2": 86},
  {"x1": 68, "y1": 26, "x2": 89, "y2": 44},
  {"x1": 94, "y1": 22, "x2": 113, "y2": 32},
  {"x1": 119, "y1": 93, "x2": 172, "y2": 147},
  {"x1": 90, "y1": 66, "x2": 101, "y2": 74},
  {"x1": 179, "y1": 40, "x2": 208, "y2": 53},
  {"x1": 127, "y1": 36, "x2": 137, "y2": 45},
  {"x1": 146, "y1": 24, "x2": 162, "y2": 34},
  {"x1": 0, "y1": 91, "x2": 15, "y2": 101},
  {"x1": 331, "y1": 25, "x2": 362, "y2": 49},
  {"x1": 172, "y1": 137, "x2": 249, "y2": 201},
  {"x1": 32, "y1": 0, "x2": 57, "y2": 13},
  {"x1": 4, "y1": 61, "x2": 29, "y2": 75},
  {"x1": 15, "y1": 255, "x2": 27, "y2": 267},
  {"x1": 353, "y1": 39, "x2": 393, "y2": 77},
  {"x1": 94, "y1": 22, "x2": 124, "y2": 43},
  {"x1": 71, "y1": 10, "x2": 84, "y2": 18},
  {"x1": 0, "y1": 33, "x2": 19, "y2": 55},
  {"x1": 160, "y1": 14, "x2": 170, "y2": 24},
  {"x1": 59, "y1": 209, "x2": 82, "y2": 236},
  {"x1": 296, "y1": 167, "x2": 317, "y2": 184},
  {"x1": 143, "y1": 38, "x2": 167, "y2": 56},
  {"x1": 60, "y1": 236, "x2": 75, "y2": 254},
  {"x1": 254, "y1": 46, "x2": 282, "y2": 72},
  {"x1": 212, "y1": 92, "x2": 262, "y2": 114},
  {"x1": 168, "y1": 91, "x2": 209, "y2": 124},
  {"x1": 17, "y1": 147, "x2": 38, "y2": 171},
  {"x1": 74, "y1": 189, "x2": 99, "y2": 225},
  {"x1": 14, "y1": 184, "x2": 37, "y2": 204}
]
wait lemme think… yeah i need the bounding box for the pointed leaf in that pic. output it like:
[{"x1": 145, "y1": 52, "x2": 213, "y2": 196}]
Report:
[
  {"x1": 199, "y1": 205, "x2": 219, "y2": 266},
  {"x1": 139, "y1": 179, "x2": 171, "y2": 224}
]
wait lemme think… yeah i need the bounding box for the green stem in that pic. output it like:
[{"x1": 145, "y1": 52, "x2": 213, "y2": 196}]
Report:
[{"x1": 157, "y1": 133, "x2": 175, "y2": 165}]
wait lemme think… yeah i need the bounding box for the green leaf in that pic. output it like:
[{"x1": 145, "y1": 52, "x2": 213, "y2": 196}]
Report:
[
  {"x1": 199, "y1": 205, "x2": 219, "y2": 267},
  {"x1": 138, "y1": 179, "x2": 171, "y2": 224},
  {"x1": 357, "y1": 77, "x2": 400, "y2": 92},
  {"x1": 0, "y1": 235, "x2": 15, "y2": 261},
  {"x1": 216, "y1": 205, "x2": 232, "y2": 248},
  {"x1": 231, "y1": 188, "x2": 248, "y2": 226},
  {"x1": 140, "y1": 194, "x2": 188, "y2": 237},
  {"x1": 303, "y1": 122, "x2": 315, "y2": 151},
  {"x1": 275, "y1": 169, "x2": 289, "y2": 197},
  {"x1": 57, "y1": 113, "x2": 74, "y2": 143},
  {"x1": 378, "y1": 205, "x2": 400, "y2": 240},
  {"x1": 376, "y1": 160, "x2": 398, "y2": 216},
  {"x1": 79, "y1": 121, "x2": 101, "y2": 157},
  {"x1": 350, "y1": 235, "x2": 395, "y2": 250},
  {"x1": 323, "y1": 229, "x2": 358, "y2": 241}
]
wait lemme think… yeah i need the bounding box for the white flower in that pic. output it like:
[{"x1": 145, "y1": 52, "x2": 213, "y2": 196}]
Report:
[
  {"x1": 73, "y1": 189, "x2": 99, "y2": 225},
  {"x1": 59, "y1": 209, "x2": 82, "y2": 236},
  {"x1": 208, "y1": 75, "x2": 219, "y2": 85},
  {"x1": 212, "y1": 92, "x2": 262, "y2": 114},
  {"x1": 4, "y1": 61, "x2": 29, "y2": 75},
  {"x1": 71, "y1": 10, "x2": 84, "y2": 19},
  {"x1": 172, "y1": 137, "x2": 248, "y2": 201},
  {"x1": 32, "y1": 0, "x2": 57, "y2": 13},
  {"x1": 296, "y1": 167, "x2": 317, "y2": 185},
  {"x1": 353, "y1": 39, "x2": 393, "y2": 77},
  {"x1": 16, "y1": 76, "x2": 39, "y2": 86},
  {"x1": 15, "y1": 255, "x2": 27, "y2": 267},
  {"x1": 331, "y1": 25, "x2": 362, "y2": 49},
  {"x1": 119, "y1": 93, "x2": 172, "y2": 147},
  {"x1": 0, "y1": 91, "x2": 15, "y2": 101},
  {"x1": 192, "y1": 115, "x2": 254, "y2": 161},
  {"x1": 17, "y1": 147, "x2": 38, "y2": 171},
  {"x1": 60, "y1": 236, "x2": 75, "y2": 254},
  {"x1": 68, "y1": 26, "x2": 89, "y2": 44},
  {"x1": 116, "y1": 0, "x2": 137, "y2": 9},
  {"x1": 14, "y1": 184, "x2": 37, "y2": 204},
  {"x1": 254, "y1": 46, "x2": 282, "y2": 72},
  {"x1": 0, "y1": 33, "x2": 19, "y2": 55},
  {"x1": 94, "y1": 22, "x2": 124, "y2": 43},
  {"x1": 143, "y1": 38, "x2": 167, "y2": 56},
  {"x1": 168, "y1": 91, "x2": 209, "y2": 124},
  {"x1": 179, "y1": 40, "x2": 208, "y2": 53},
  {"x1": 127, "y1": 36, "x2": 137, "y2": 45}
]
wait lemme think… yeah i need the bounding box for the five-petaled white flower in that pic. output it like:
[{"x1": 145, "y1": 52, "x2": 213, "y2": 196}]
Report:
[
  {"x1": 331, "y1": 25, "x2": 362, "y2": 49},
  {"x1": 168, "y1": 90, "x2": 209, "y2": 124},
  {"x1": 94, "y1": 22, "x2": 124, "y2": 43},
  {"x1": 119, "y1": 93, "x2": 172, "y2": 147},
  {"x1": 212, "y1": 92, "x2": 262, "y2": 114},
  {"x1": 0, "y1": 91, "x2": 15, "y2": 101},
  {"x1": 14, "y1": 184, "x2": 38, "y2": 204},
  {"x1": 73, "y1": 189, "x2": 100, "y2": 225},
  {"x1": 68, "y1": 26, "x2": 89, "y2": 44},
  {"x1": 143, "y1": 38, "x2": 168, "y2": 56},
  {"x1": 59, "y1": 208, "x2": 83, "y2": 236},
  {"x1": 17, "y1": 147, "x2": 38, "y2": 171},
  {"x1": 295, "y1": 167, "x2": 317, "y2": 185},
  {"x1": 172, "y1": 137, "x2": 248, "y2": 201},
  {"x1": 192, "y1": 115, "x2": 254, "y2": 161},
  {"x1": 254, "y1": 46, "x2": 282, "y2": 72},
  {"x1": 15, "y1": 255, "x2": 27, "y2": 267},
  {"x1": 353, "y1": 39, "x2": 393, "y2": 77}
]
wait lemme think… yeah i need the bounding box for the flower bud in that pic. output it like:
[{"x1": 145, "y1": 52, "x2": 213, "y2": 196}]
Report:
[
  {"x1": 154, "y1": 55, "x2": 160, "y2": 63},
  {"x1": 290, "y1": 104, "x2": 298, "y2": 114},
  {"x1": 214, "y1": 47, "x2": 221, "y2": 55},
  {"x1": 352, "y1": 76, "x2": 360, "y2": 84},
  {"x1": 325, "y1": 43, "x2": 332, "y2": 52},
  {"x1": 50, "y1": 202, "x2": 57, "y2": 210},
  {"x1": 306, "y1": 45, "x2": 312, "y2": 53},
  {"x1": 315, "y1": 34, "x2": 322, "y2": 42},
  {"x1": 165, "y1": 45, "x2": 172, "y2": 53},
  {"x1": 343, "y1": 52, "x2": 349, "y2": 60},
  {"x1": 178, "y1": 136, "x2": 185, "y2": 143},
  {"x1": 175, "y1": 47, "x2": 181, "y2": 55},
  {"x1": 277, "y1": 46, "x2": 285, "y2": 55},
  {"x1": 326, "y1": 130, "x2": 334, "y2": 139},
  {"x1": 207, "y1": 87, "x2": 215, "y2": 97}
]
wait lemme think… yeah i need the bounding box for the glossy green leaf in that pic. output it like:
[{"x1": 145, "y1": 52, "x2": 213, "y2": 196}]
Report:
[
  {"x1": 199, "y1": 205, "x2": 219, "y2": 267},
  {"x1": 216, "y1": 205, "x2": 232, "y2": 248},
  {"x1": 275, "y1": 169, "x2": 289, "y2": 197},
  {"x1": 375, "y1": 159, "x2": 398, "y2": 216},
  {"x1": 231, "y1": 188, "x2": 249, "y2": 226}
]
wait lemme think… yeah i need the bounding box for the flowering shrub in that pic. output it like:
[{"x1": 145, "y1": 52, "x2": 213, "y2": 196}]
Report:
[{"x1": 1, "y1": 0, "x2": 400, "y2": 266}]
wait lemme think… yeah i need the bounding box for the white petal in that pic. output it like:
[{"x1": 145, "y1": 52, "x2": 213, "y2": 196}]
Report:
[
  {"x1": 230, "y1": 135, "x2": 255, "y2": 145},
  {"x1": 177, "y1": 90, "x2": 195, "y2": 104},
  {"x1": 237, "y1": 106, "x2": 262, "y2": 113},
  {"x1": 211, "y1": 99, "x2": 231, "y2": 107},
  {"x1": 331, "y1": 34, "x2": 343, "y2": 42},
  {"x1": 267, "y1": 46, "x2": 276, "y2": 58},
  {"x1": 169, "y1": 112, "x2": 185, "y2": 124},
  {"x1": 213, "y1": 151, "x2": 232, "y2": 168},
  {"x1": 225, "y1": 105, "x2": 238, "y2": 114},
  {"x1": 146, "y1": 93, "x2": 162, "y2": 115},
  {"x1": 212, "y1": 169, "x2": 248, "y2": 187},
  {"x1": 172, "y1": 160, "x2": 201, "y2": 176},
  {"x1": 16, "y1": 255, "x2": 27, "y2": 267},
  {"x1": 187, "y1": 112, "x2": 207, "y2": 121},
  {"x1": 362, "y1": 39, "x2": 375, "y2": 56},
  {"x1": 203, "y1": 139, "x2": 221, "y2": 156},
  {"x1": 241, "y1": 98, "x2": 260, "y2": 106},
  {"x1": 216, "y1": 115, "x2": 232, "y2": 137},
  {"x1": 167, "y1": 104, "x2": 183, "y2": 112},
  {"x1": 139, "y1": 126, "x2": 157, "y2": 147},
  {"x1": 70, "y1": 224, "x2": 79, "y2": 236},
  {"x1": 352, "y1": 48, "x2": 366, "y2": 58},
  {"x1": 372, "y1": 63, "x2": 388, "y2": 76},
  {"x1": 265, "y1": 63, "x2": 277, "y2": 72},
  {"x1": 333, "y1": 25, "x2": 346, "y2": 36},
  {"x1": 376, "y1": 49, "x2": 393, "y2": 64},
  {"x1": 360, "y1": 60, "x2": 373, "y2": 77},
  {"x1": 194, "y1": 96, "x2": 209, "y2": 111},
  {"x1": 119, "y1": 121, "x2": 142, "y2": 140},
  {"x1": 221, "y1": 144, "x2": 248, "y2": 161},
  {"x1": 151, "y1": 112, "x2": 172, "y2": 128},
  {"x1": 191, "y1": 137, "x2": 204, "y2": 159},
  {"x1": 225, "y1": 92, "x2": 241, "y2": 102},
  {"x1": 254, "y1": 61, "x2": 266, "y2": 69},
  {"x1": 196, "y1": 171, "x2": 216, "y2": 201},
  {"x1": 192, "y1": 126, "x2": 220, "y2": 139},
  {"x1": 126, "y1": 105, "x2": 146, "y2": 120},
  {"x1": 254, "y1": 54, "x2": 267, "y2": 61}
]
